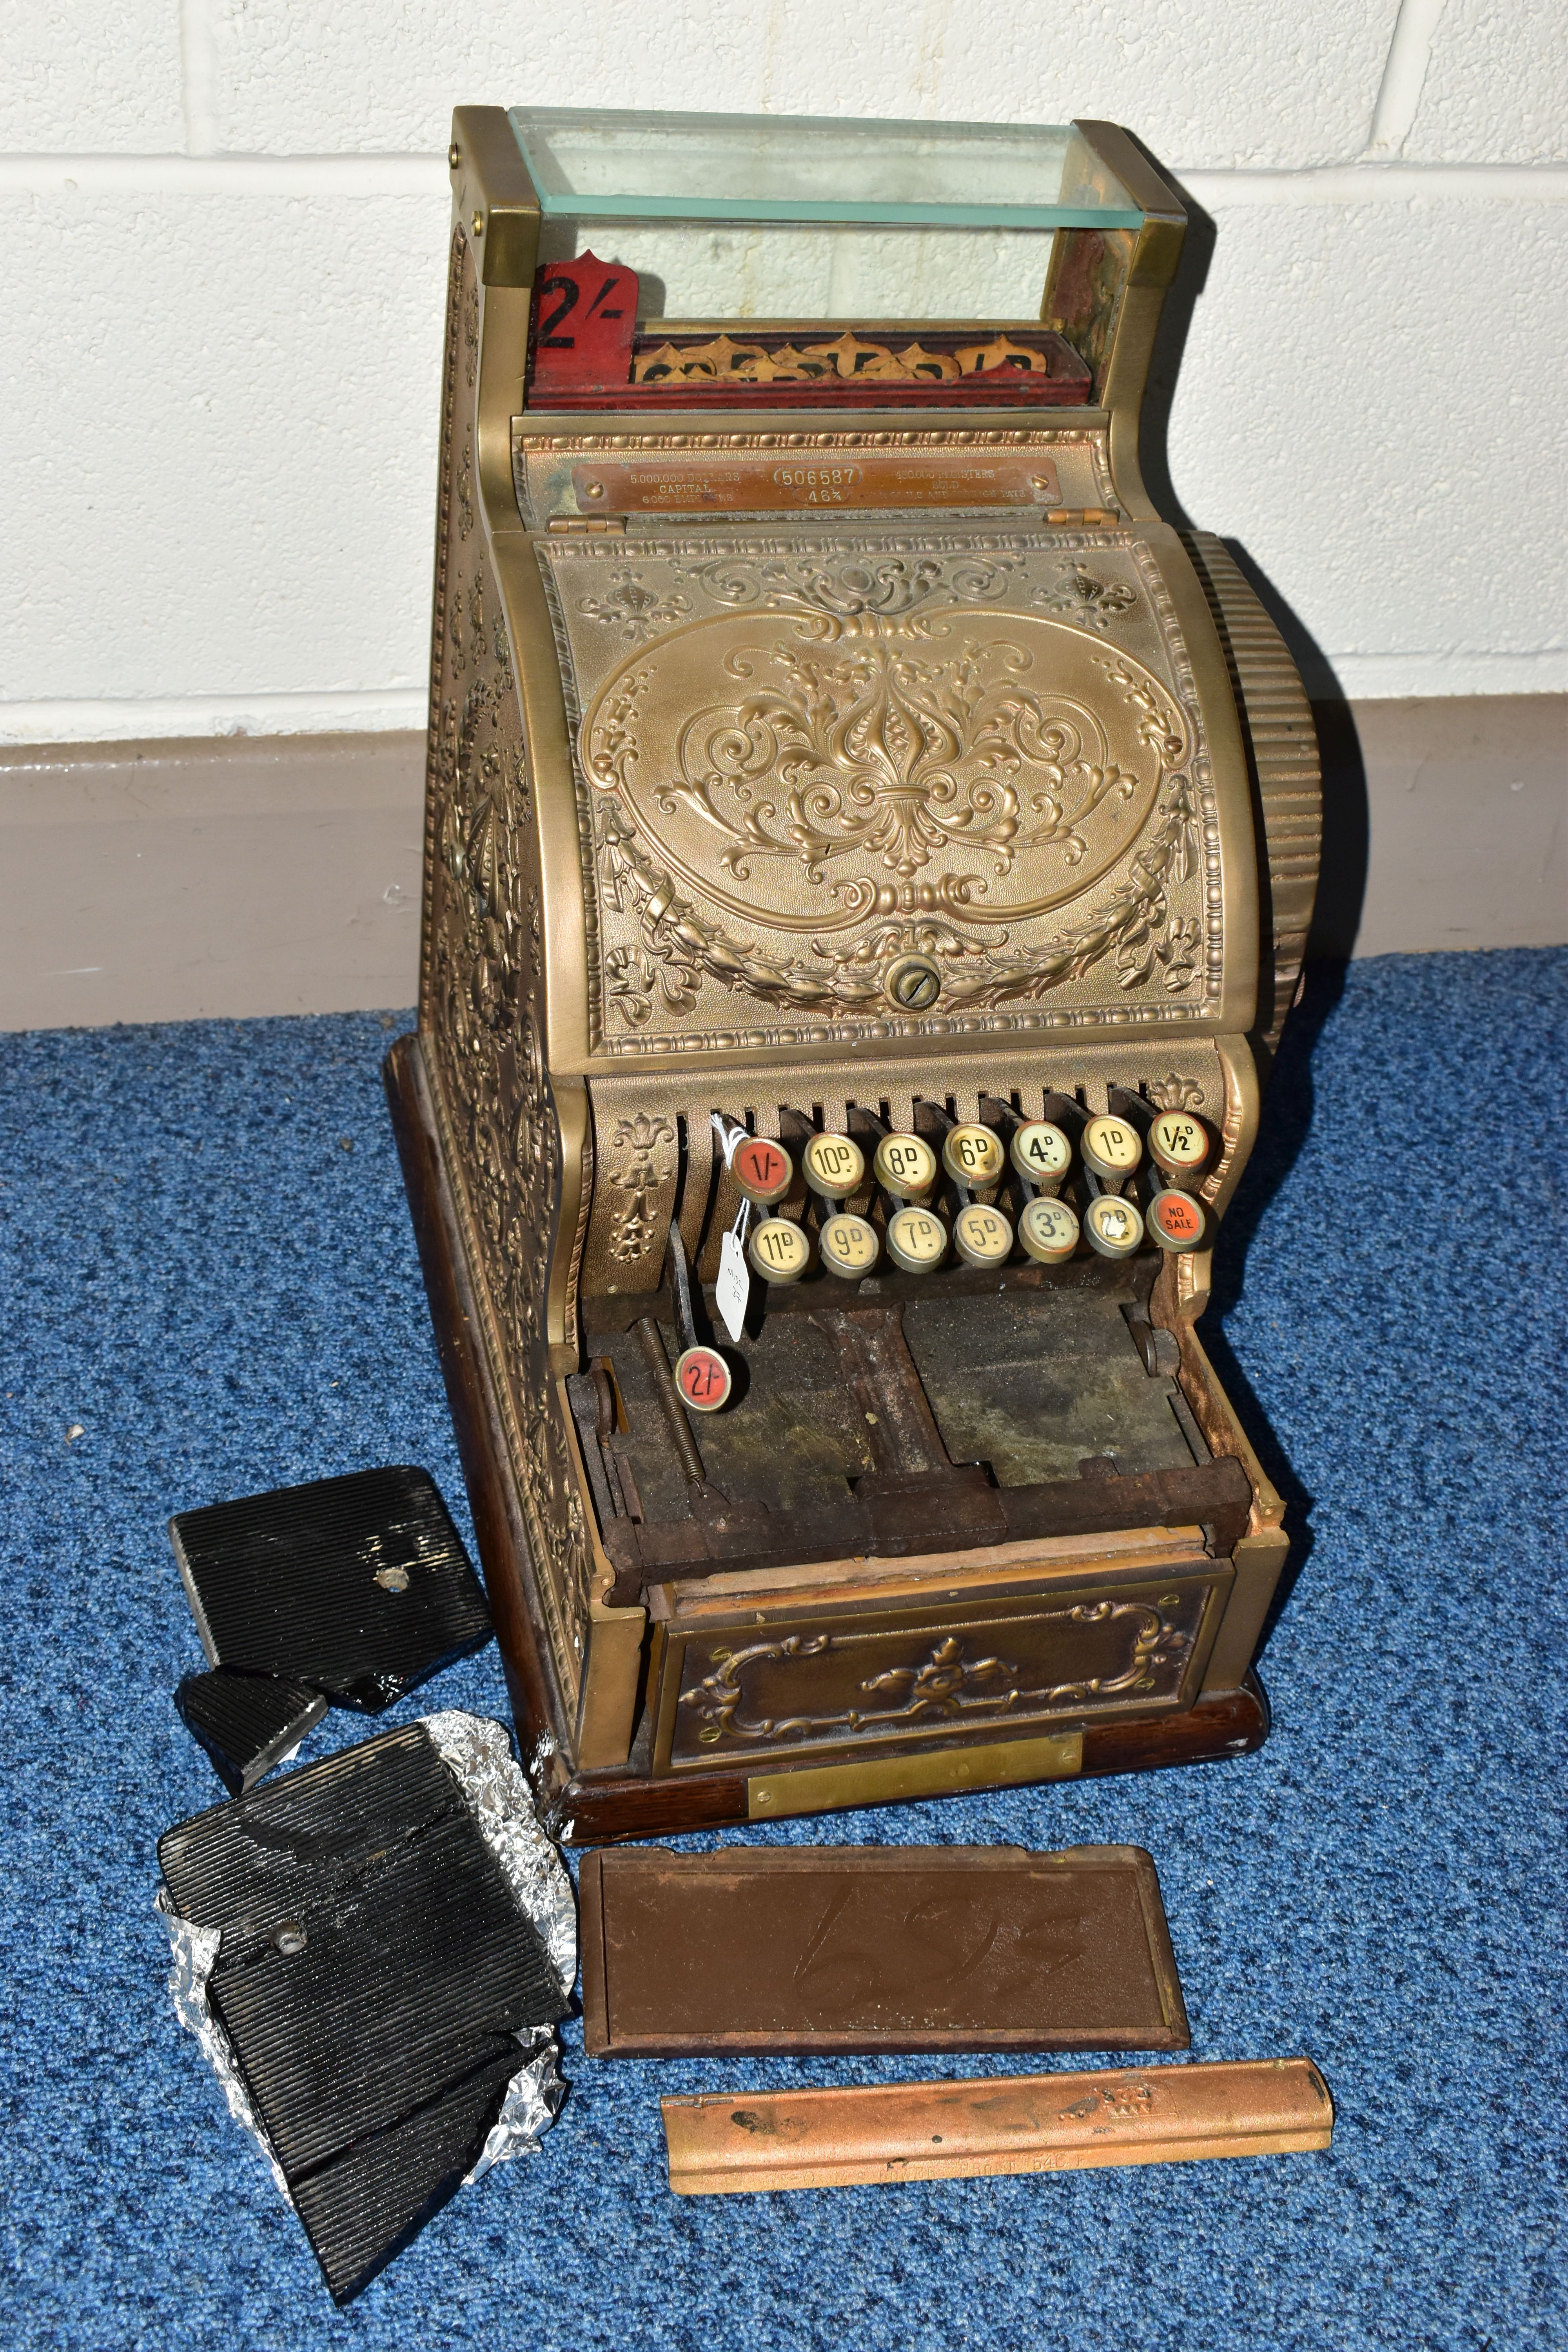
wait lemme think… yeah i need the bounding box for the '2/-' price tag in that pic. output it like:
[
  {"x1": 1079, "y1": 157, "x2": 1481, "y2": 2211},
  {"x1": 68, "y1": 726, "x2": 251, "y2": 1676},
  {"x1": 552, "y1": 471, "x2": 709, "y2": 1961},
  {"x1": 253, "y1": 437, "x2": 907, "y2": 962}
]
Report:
[{"x1": 715, "y1": 1221, "x2": 751, "y2": 1345}]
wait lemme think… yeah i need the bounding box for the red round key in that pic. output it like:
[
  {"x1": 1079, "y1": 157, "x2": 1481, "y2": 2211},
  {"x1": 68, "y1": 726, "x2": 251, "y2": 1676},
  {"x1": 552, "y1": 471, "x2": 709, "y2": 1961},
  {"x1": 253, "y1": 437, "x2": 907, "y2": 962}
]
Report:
[
  {"x1": 731, "y1": 1136, "x2": 792, "y2": 1206},
  {"x1": 674, "y1": 1345, "x2": 733, "y2": 1412},
  {"x1": 1148, "y1": 1189, "x2": 1205, "y2": 1252}
]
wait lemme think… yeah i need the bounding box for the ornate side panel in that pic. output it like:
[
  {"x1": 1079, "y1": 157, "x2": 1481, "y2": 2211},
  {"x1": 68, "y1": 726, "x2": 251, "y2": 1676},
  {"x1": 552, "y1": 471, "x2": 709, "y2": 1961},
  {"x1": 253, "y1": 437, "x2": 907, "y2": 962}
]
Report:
[
  {"x1": 418, "y1": 228, "x2": 590, "y2": 1720},
  {"x1": 537, "y1": 525, "x2": 1249, "y2": 1060}
]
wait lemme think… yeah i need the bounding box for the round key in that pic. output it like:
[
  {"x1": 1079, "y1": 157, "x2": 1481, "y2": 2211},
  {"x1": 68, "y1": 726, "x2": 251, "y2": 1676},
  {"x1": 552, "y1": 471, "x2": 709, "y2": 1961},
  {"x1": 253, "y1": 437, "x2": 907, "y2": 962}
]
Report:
[
  {"x1": 674, "y1": 1345, "x2": 732, "y2": 1412},
  {"x1": 1147, "y1": 1187, "x2": 1206, "y2": 1254},
  {"x1": 942, "y1": 1123, "x2": 1005, "y2": 1190},
  {"x1": 885, "y1": 1205, "x2": 947, "y2": 1274},
  {"x1": 952, "y1": 1201, "x2": 1014, "y2": 1269},
  {"x1": 730, "y1": 1134, "x2": 793, "y2": 1207},
  {"x1": 747, "y1": 1216, "x2": 811, "y2": 1284},
  {"x1": 1083, "y1": 1192, "x2": 1145, "y2": 1259},
  {"x1": 873, "y1": 1132, "x2": 937, "y2": 1201},
  {"x1": 1081, "y1": 1115, "x2": 1143, "y2": 1187},
  {"x1": 1148, "y1": 1109, "x2": 1210, "y2": 1181},
  {"x1": 818, "y1": 1210, "x2": 880, "y2": 1280},
  {"x1": 801, "y1": 1131, "x2": 866, "y2": 1201},
  {"x1": 1017, "y1": 1196, "x2": 1079, "y2": 1264},
  {"x1": 1009, "y1": 1120, "x2": 1072, "y2": 1194}
]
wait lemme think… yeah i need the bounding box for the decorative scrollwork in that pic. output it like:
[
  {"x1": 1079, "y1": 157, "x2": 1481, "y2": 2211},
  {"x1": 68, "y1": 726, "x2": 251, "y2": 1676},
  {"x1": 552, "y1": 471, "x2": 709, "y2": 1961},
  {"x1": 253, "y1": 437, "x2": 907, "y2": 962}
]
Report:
[
  {"x1": 1147, "y1": 1073, "x2": 1207, "y2": 1112},
  {"x1": 593, "y1": 762, "x2": 1205, "y2": 1021},
  {"x1": 634, "y1": 328, "x2": 1061, "y2": 390},
  {"x1": 677, "y1": 551, "x2": 1023, "y2": 631},
  {"x1": 638, "y1": 630, "x2": 1141, "y2": 892},
  {"x1": 577, "y1": 572, "x2": 692, "y2": 644},
  {"x1": 606, "y1": 1112, "x2": 675, "y2": 1263},
  {"x1": 1034, "y1": 565, "x2": 1137, "y2": 631},
  {"x1": 677, "y1": 1610, "x2": 1194, "y2": 1747}
]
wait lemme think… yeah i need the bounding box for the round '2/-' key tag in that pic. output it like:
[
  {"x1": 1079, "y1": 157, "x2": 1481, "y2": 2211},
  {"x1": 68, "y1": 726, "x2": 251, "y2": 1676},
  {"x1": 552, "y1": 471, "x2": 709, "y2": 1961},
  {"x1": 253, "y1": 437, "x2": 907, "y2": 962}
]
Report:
[{"x1": 674, "y1": 1345, "x2": 732, "y2": 1412}]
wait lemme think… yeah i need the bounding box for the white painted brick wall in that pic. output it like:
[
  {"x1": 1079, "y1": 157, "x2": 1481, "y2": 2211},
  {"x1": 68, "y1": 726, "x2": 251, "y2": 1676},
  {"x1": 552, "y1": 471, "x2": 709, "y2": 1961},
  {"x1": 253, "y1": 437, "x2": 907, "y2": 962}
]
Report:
[{"x1": 2, "y1": 1, "x2": 1564, "y2": 740}]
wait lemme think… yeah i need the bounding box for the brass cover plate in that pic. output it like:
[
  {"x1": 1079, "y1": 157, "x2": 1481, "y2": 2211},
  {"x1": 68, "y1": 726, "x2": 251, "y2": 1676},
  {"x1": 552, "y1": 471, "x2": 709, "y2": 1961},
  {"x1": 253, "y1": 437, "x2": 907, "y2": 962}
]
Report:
[
  {"x1": 662, "y1": 2056, "x2": 1334, "y2": 2194},
  {"x1": 579, "y1": 1843, "x2": 1188, "y2": 2055},
  {"x1": 515, "y1": 426, "x2": 1116, "y2": 529},
  {"x1": 537, "y1": 523, "x2": 1236, "y2": 1057},
  {"x1": 568, "y1": 451, "x2": 1068, "y2": 513},
  {"x1": 748, "y1": 1730, "x2": 1083, "y2": 1817}
]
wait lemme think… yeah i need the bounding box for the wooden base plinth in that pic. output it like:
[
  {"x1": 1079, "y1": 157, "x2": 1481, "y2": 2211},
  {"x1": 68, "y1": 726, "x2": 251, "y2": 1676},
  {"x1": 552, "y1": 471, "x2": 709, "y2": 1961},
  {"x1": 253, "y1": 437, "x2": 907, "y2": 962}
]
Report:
[{"x1": 385, "y1": 1032, "x2": 1271, "y2": 1847}]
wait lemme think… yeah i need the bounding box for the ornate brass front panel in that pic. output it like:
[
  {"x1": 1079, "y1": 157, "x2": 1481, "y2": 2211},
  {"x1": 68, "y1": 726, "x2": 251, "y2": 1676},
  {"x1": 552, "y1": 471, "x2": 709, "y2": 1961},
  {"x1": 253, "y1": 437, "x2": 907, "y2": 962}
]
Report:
[
  {"x1": 538, "y1": 523, "x2": 1249, "y2": 1060},
  {"x1": 652, "y1": 1562, "x2": 1230, "y2": 1773}
]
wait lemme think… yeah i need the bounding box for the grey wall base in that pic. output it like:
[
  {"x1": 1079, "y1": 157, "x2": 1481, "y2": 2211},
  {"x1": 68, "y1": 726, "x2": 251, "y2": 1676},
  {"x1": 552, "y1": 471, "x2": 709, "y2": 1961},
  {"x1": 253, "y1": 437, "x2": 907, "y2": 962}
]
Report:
[{"x1": 1, "y1": 699, "x2": 1562, "y2": 1031}]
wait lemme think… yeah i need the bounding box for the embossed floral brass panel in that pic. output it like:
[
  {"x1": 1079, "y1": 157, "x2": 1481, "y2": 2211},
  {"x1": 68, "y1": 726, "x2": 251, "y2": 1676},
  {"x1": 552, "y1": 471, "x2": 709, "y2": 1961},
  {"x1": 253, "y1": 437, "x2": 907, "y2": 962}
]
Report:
[
  {"x1": 655, "y1": 1571, "x2": 1224, "y2": 1771},
  {"x1": 540, "y1": 529, "x2": 1233, "y2": 1056}
]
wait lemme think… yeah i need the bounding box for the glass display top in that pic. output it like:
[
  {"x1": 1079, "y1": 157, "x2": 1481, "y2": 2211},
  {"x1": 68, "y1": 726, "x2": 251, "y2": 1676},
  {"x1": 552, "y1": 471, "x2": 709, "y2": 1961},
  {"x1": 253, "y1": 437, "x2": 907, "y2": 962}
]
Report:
[{"x1": 508, "y1": 108, "x2": 1144, "y2": 229}]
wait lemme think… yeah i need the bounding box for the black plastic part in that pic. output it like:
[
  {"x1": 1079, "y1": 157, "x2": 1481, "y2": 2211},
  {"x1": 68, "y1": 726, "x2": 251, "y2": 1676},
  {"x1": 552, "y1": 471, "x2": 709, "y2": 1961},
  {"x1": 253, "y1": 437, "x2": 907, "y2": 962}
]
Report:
[
  {"x1": 175, "y1": 1668, "x2": 328, "y2": 1795},
  {"x1": 169, "y1": 1465, "x2": 492, "y2": 1711},
  {"x1": 158, "y1": 1722, "x2": 568, "y2": 2306}
]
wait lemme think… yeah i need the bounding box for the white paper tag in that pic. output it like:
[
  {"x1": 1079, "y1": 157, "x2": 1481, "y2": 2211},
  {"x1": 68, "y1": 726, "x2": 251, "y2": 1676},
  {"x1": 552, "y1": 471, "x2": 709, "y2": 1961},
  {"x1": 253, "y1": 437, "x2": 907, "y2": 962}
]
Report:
[{"x1": 716, "y1": 1222, "x2": 751, "y2": 1344}]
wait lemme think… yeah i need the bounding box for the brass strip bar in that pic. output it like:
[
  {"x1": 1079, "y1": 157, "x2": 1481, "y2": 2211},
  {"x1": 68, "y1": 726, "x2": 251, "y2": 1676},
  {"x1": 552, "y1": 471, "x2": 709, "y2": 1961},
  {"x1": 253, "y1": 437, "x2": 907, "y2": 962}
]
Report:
[
  {"x1": 663, "y1": 2056, "x2": 1332, "y2": 2196},
  {"x1": 748, "y1": 1729, "x2": 1082, "y2": 1820}
]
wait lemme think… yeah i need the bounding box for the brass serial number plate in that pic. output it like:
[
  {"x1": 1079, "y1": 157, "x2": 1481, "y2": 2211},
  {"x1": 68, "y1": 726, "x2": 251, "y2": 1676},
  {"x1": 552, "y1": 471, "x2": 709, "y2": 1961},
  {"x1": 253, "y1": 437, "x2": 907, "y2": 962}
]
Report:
[{"x1": 572, "y1": 454, "x2": 1063, "y2": 514}]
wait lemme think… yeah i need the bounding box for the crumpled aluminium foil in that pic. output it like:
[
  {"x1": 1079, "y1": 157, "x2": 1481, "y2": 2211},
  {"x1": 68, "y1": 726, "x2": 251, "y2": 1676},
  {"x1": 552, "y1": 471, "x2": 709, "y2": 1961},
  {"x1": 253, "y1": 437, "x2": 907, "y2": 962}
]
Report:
[
  {"x1": 155, "y1": 1886, "x2": 292, "y2": 2201},
  {"x1": 158, "y1": 1708, "x2": 576, "y2": 2201},
  {"x1": 423, "y1": 1710, "x2": 576, "y2": 1997}
]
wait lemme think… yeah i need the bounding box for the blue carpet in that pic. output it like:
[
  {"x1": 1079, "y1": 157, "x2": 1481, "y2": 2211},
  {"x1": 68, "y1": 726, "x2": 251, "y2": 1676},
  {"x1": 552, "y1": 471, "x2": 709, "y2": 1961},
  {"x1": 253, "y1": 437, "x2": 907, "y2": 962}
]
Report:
[{"x1": 0, "y1": 949, "x2": 1563, "y2": 2350}]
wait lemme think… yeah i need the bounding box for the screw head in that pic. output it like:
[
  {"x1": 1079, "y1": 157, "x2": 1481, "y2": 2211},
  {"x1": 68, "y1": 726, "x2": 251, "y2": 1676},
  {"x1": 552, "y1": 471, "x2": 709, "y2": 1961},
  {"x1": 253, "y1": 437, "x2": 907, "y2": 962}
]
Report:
[
  {"x1": 374, "y1": 1565, "x2": 410, "y2": 1593},
  {"x1": 883, "y1": 952, "x2": 942, "y2": 1014},
  {"x1": 272, "y1": 1920, "x2": 307, "y2": 1956},
  {"x1": 448, "y1": 142, "x2": 461, "y2": 171},
  {"x1": 472, "y1": 211, "x2": 484, "y2": 238}
]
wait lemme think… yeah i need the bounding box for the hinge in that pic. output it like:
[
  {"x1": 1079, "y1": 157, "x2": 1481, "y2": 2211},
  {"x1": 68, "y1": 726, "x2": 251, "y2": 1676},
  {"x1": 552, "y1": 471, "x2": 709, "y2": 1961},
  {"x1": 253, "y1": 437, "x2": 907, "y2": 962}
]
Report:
[{"x1": 546, "y1": 514, "x2": 628, "y2": 534}]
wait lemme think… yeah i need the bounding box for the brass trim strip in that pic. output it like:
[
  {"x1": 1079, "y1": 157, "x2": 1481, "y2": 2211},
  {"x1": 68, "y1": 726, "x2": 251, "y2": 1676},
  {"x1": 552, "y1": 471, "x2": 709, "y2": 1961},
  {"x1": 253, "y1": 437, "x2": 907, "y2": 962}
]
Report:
[
  {"x1": 747, "y1": 1730, "x2": 1083, "y2": 1819},
  {"x1": 663, "y1": 2055, "x2": 1333, "y2": 2195}
]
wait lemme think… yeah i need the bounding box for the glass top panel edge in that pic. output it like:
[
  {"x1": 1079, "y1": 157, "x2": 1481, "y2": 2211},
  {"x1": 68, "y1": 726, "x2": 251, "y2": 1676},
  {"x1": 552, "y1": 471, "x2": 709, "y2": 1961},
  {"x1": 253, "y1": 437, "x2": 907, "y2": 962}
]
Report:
[{"x1": 508, "y1": 106, "x2": 1145, "y2": 230}]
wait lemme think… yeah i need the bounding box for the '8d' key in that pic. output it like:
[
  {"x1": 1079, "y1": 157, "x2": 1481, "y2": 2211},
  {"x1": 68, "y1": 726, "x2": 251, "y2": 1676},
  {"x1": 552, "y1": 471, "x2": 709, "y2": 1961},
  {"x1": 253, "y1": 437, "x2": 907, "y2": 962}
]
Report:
[{"x1": 873, "y1": 1133, "x2": 938, "y2": 1202}]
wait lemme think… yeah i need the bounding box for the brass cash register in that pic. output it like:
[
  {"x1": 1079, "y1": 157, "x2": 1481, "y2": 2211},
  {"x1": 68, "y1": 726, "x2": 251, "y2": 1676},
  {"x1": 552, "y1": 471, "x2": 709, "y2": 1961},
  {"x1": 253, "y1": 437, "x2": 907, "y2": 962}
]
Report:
[{"x1": 386, "y1": 107, "x2": 1321, "y2": 1844}]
